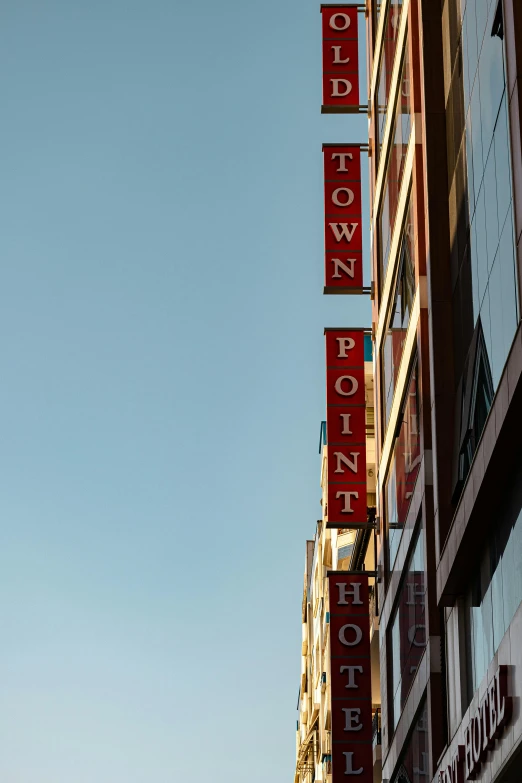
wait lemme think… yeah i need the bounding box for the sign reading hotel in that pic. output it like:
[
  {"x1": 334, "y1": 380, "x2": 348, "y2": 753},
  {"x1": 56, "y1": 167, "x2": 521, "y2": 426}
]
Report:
[
  {"x1": 321, "y1": 5, "x2": 360, "y2": 112},
  {"x1": 437, "y1": 664, "x2": 512, "y2": 783},
  {"x1": 325, "y1": 328, "x2": 367, "y2": 527},
  {"x1": 323, "y1": 144, "x2": 363, "y2": 293},
  {"x1": 328, "y1": 573, "x2": 372, "y2": 782}
]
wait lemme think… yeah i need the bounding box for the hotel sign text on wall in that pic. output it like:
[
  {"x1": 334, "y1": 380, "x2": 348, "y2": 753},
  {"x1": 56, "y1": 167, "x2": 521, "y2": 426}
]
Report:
[
  {"x1": 321, "y1": 5, "x2": 360, "y2": 111},
  {"x1": 329, "y1": 573, "x2": 373, "y2": 783},
  {"x1": 323, "y1": 144, "x2": 363, "y2": 293},
  {"x1": 325, "y1": 328, "x2": 367, "y2": 527},
  {"x1": 437, "y1": 665, "x2": 512, "y2": 783}
]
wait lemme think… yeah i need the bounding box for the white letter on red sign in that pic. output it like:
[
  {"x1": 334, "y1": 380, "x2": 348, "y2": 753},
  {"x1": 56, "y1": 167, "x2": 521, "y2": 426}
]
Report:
[
  {"x1": 336, "y1": 490, "x2": 359, "y2": 513},
  {"x1": 331, "y1": 152, "x2": 353, "y2": 172},
  {"x1": 343, "y1": 707, "x2": 363, "y2": 732},
  {"x1": 329, "y1": 13, "x2": 351, "y2": 30},
  {"x1": 331, "y1": 45, "x2": 350, "y2": 64},
  {"x1": 332, "y1": 258, "x2": 356, "y2": 279},
  {"x1": 330, "y1": 78, "x2": 353, "y2": 97},
  {"x1": 332, "y1": 187, "x2": 355, "y2": 207},
  {"x1": 343, "y1": 752, "x2": 363, "y2": 775},
  {"x1": 340, "y1": 413, "x2": 352, "y2": 434},
  {"x1": 334, "y1": 451, "x2": 360, "y2": 474},
  {"x1": 338, "y1": 624, "x2": 362, "y2": 646},
  {"x1": 336, "y1": 582, "x2": 363, "y2": 605},
  {"x1": 334, "y1": 375, "x2": 359, "y2": 396},
  {"x1": 340, "y1": 665, "x2": 363, "y2": 688},
  {"x1": 329, "y1": 222, "x2": 358, "y2": 243},
  {"x1": 337, "y1": 336, "x2": 356, "y2": 356}
]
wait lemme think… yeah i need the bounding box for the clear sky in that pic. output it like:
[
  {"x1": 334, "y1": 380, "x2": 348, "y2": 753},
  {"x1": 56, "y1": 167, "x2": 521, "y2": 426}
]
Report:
[{"x1": 0, "y1": 1, "x2": 370, "y2": 781}]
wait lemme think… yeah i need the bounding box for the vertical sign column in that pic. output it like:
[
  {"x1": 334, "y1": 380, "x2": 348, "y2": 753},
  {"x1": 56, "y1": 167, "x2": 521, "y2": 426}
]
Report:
[
  {"x1": 326, "y1": 329, "x2": 367, "y2": 527},
  {"x1": 329, "y1": 574, "x2": 373, "y2": 782},
  {"x1": 323, "y1": 144, "x2": 363, "y2": 293},
  {"x1": 321, "y1": 6, "x2": 360, "y2": 111}
]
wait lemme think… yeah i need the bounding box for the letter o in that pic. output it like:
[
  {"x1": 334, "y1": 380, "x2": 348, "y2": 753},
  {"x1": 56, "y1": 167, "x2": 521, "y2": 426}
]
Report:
[
  {"x1": 339, "y1": 623, "x2": 362, "y2": 646},
  {"x1": 332, "y1": 187, "x2": 355, "y2": 207},
  {"x1": 334, "y1": 375, "x2": 359, "y2": 397},
  {"x1": 407, "y1": 624, "x2": 426, "y2": 647},
  {"x1": 329, "y1": 12, "x2": 351, "y2": 30}
]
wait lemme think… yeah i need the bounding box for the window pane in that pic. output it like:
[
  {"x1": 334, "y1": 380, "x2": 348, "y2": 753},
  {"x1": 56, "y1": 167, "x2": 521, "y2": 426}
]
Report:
[
  {"x1": 382, "y1": 198, "x2": 415, "y2": 425},
  {"x1": 376, "y1": 2, "x2": 404, "y2": 153},
  {"x1": 389, "y1": 527, "x2": 426, "y2": 731},
  {"x1": 483, "y1": 147, "x2": 499, "y2": 273},
  {"x1": 488, "y1": 255, "x2": 504, "y2": 389},
  {"x1": 498, "y1": 207, "x2": 518, "y2": 358},
  {"x1": 385, "y1": 363, "x2": 421, "y2": 569},
  {"x1": 391, "y1": 701, "x2": 429, "y2": 783},
  {"x1": 379, "y1": 37, "x2": 412, "y2": 287},
  {"x1": 464, "y1": 457, "x2": 522, "y2": 696},
  {"x1": 494, "y1": 94, "x2": 512, "y2": 231}
]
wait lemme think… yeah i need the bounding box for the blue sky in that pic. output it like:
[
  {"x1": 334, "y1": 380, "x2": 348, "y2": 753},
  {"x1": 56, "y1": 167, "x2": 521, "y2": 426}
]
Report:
[{"x1": 0, "y1": 1, "x2": 370, "y2": 780}]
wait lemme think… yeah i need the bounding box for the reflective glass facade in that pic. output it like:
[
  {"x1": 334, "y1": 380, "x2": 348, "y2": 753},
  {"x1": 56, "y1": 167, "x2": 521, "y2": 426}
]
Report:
[
  {"x1": 390, "y1": 701, "x2": 429, "y2": 783},
  {"x1": 367, "y1": 0, "x2": 521, "y2": 781},
  {"x1": 385, "y1": 362, "x2": 420, "y2": 568},
  {"x1": 379, "y1": 37, "x2": 412, "y2": 284},
  {"x1": 464, "y1": 455, "x2": 522, "y2": 697},
  {"x1": 389, "y1": 527, "x2": 426, "y2": 731},
  {"x1": 376, "y1": 1, "x2": 405, "y2": 152},
  {"x1": 447, "y1": 0, "x2": 519, "y2": 498},
  {"x1": 382, "y1": 196, "x2": 415, "y2": 426}
]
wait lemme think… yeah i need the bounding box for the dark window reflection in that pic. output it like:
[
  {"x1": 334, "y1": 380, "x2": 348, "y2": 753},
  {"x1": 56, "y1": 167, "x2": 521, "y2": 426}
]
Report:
[
  {"x1": 389, "y1": 530, "x2": 426, "y2": 731},
  {"x1": 391, "y1": 700, "x2": 429, "y2": 783},
  {"x1": 379, "y1": 39, "x2": 411, "y2": 286},
  {"x1": 385, "y1": 362, "x2": 421, "y2": 568},
  {"x1": 383, "y1": 198, "x2": 415, "y2": 425},
  {"x1": 454, "y1": 319, "x2": 494, "y2": 499},
  {"x1": 464, "y1": 454, "x2": 522, "y2": 701},
  {"x1": 446, "y1": 0, "x2": 518, "y2": 505},
  {"x1": 376, "y1": 1, "x2": 404, "y2": 155}
]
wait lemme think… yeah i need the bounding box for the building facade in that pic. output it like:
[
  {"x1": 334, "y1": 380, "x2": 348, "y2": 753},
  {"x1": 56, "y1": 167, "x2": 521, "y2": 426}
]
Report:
[
  {"x1": 295, "y1": 2, "x2": 522, "y2": 783},
  {"x1": 295, "y1": 338, "x2": 380, "y2": 783}
]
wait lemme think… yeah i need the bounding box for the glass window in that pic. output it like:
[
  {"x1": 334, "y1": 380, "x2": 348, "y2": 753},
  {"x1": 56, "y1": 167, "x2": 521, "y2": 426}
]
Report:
[
  {"x1": 382, "y1": 197, "x2": 415, "y2": 425},
  {"x1": 385, "y1": 362, "x2": 421, "y2": 568},
  {"x1": 460, "y1": 0, "x2": 506, "y2": 204},
  {"x1": 389, "y1": 528, "x2": 426, "y2": 731},
  {"x1": 379, "y1": 39, "x2": 412, "y2": 285},
  {"x1": 376, "y1": 1, "x2": 404, "y2": 152},
  {"x1": 493, "y1": 92, "x2": 512, "y2": 231},
  {"x1": 464, "y1": 456, "x2": 522, "y2": 700},
  {"x1": 454, "y1": 319, "x2": 494, "y2": 497},
  {"x1": 391, "y1": 700, "x2": 429, "y2": 783},
  {"x1": 451, "y1": 84, "x2": 518, "y2": 502}
]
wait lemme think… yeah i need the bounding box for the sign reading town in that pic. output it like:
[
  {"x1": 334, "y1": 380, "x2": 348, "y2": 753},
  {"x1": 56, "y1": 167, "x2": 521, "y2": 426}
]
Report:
[
  {"x1": 329, "y1": 573, "x2": 373, "y2": 782},
  {"x1": 321, "y1": 5, "x2": 360, "y2": 112},
  {"x1": 325, "y1": 328, "x2": 367, "y2": 527},
  {"x1": 323, "y1": 144, "x2": 363, "y2": 293}
]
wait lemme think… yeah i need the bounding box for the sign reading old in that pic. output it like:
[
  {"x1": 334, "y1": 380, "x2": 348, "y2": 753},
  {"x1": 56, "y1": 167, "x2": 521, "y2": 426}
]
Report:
[{"x1": 321, "y1": 6, "x2": 360, "y2": 111}]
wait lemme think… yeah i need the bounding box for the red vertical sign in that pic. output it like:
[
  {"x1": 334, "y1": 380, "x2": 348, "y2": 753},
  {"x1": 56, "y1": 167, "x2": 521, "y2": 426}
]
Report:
[
  {"x1": 329, "y1": 574, "x2": 373, "y2": 783},
  {"x1": 323, "y1": 144, "x2": 363, "y2": 293},
  {"x1": 326, "y1": 329, "x2": 367, "y2": 527},
  {"x1": 321, "y1": 6, "x2": 360, "y2": 110}
]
